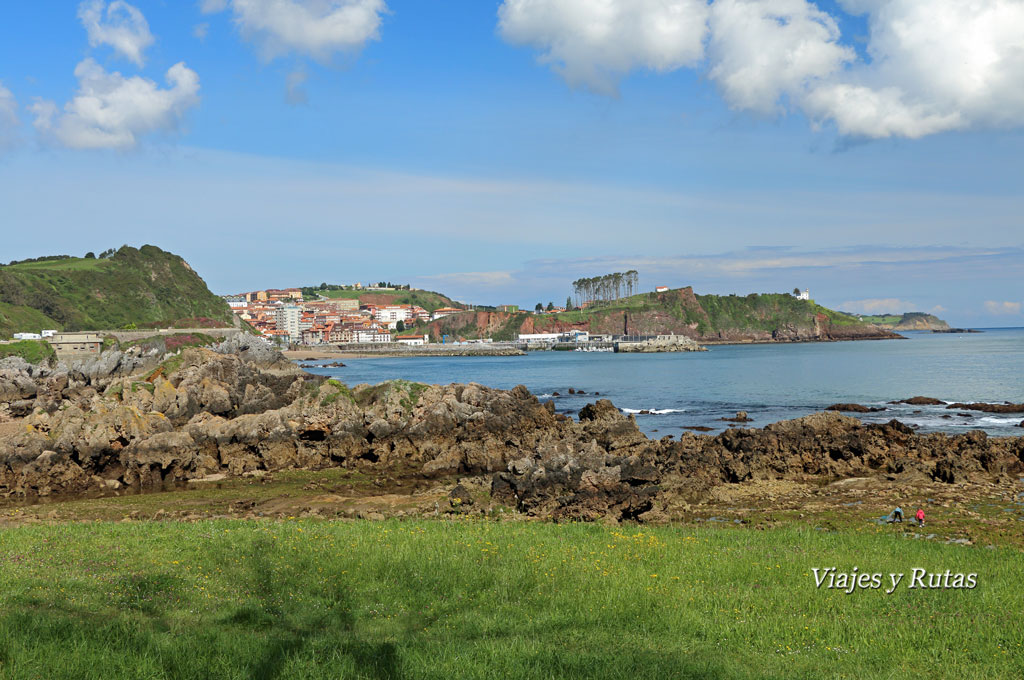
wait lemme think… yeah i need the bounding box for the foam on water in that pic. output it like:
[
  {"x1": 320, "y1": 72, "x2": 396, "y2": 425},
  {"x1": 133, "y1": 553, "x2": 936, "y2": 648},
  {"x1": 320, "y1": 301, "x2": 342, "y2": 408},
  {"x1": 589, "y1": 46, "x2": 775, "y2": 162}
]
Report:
[{"x1": 979, "y1": 416, "x2": 1023, "y2": 425}]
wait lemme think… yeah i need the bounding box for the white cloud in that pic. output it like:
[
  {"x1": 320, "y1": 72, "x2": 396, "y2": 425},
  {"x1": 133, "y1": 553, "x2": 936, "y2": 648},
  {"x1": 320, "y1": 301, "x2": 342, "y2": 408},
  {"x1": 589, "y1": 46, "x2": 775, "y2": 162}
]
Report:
[
  {"x1": 984, "y1": 300, "x2": 1022, "y2": 315},
  {"x1": 194, "y1": 22, "x2": 211, "y2": 41},
  {"x1": 498, "y1": 0, "x2": 1024, "y2": 138},
  {"x1": 498, "y1": 0, "x2": 709, "y2": 94},
  {"x1": 707, "y1": 0, "x2": 853, "y2": 113},
  {"x1": 802, "y1": 84, "x2": 963, "y2": 139},
  {"x1": 805, "y1": 0, "x2": 1024, "y2": 138},
  {"x1": 78, "y1": 0, "x2": 155, "y2": 67},
  {"x1": 31, "y1": 59, "x2": 200, "y2": 150},
  {"x1": 285, "y1": 69, "x2": 308, "y2": 105},
  {"x1": 839, "y1": 298, "x2": 918, "y2": 315},
  {"x1": 0, "y1": 82, "x2": 19, "y2": 149},
  {"x1": 204, "y1": 0, "x2": 388, "y2": 62}
]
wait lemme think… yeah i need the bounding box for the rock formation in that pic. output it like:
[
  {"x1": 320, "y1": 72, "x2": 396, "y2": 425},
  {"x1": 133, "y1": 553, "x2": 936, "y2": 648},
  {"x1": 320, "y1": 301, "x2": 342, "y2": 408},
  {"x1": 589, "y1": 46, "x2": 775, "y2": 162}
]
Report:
[{"x1": 2, "y1": 344, "x2": 1022, "y2": 522}]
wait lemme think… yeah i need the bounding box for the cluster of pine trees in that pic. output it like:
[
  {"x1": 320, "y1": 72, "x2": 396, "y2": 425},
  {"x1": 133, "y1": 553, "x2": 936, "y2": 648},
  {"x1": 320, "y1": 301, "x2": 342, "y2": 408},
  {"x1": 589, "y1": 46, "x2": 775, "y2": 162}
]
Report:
[{"x1": 571, "y1": 270, "x2": 638, "y2": 307}]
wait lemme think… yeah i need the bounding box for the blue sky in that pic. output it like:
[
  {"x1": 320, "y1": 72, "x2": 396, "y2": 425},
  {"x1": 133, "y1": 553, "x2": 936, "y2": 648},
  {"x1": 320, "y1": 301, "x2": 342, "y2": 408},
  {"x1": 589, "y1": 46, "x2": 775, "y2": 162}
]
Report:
[{"x1": 0, "y1": 1, "x2": 1022, "y2": 326}]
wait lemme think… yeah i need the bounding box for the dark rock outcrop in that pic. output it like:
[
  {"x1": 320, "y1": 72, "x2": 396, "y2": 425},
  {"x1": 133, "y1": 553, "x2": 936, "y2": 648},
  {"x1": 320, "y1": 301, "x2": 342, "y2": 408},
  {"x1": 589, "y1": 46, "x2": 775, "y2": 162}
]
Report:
[
  {"x1": 892, "y1": 396, "x2": 945, "y2": 406},
  {"x1": 946, "y1": 402, "x2": 1024, "y2": 414},
  {"x1": 826, "y1": 403, "x2": 886, "y2": 413}
]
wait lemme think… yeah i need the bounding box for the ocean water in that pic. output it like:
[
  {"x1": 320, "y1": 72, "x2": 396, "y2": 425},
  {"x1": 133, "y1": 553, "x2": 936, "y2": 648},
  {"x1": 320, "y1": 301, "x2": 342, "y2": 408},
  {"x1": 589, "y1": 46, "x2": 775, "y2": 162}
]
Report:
[{"x1": 304, "y1": 328, "x2": 1024, "y2": 438}]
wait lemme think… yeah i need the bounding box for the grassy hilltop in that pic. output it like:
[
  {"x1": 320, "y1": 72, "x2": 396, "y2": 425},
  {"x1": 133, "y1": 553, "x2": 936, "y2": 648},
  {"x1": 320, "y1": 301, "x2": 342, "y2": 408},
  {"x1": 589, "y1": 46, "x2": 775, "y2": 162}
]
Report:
[
  {"x1": 304, "y1": 286, "x2": 462, "y2": 313},
  {"x1": 854, "y1": 312, "x2": 951, "y2": 331},
  {"x1": 0, "y1": 246, "x2": 234, "y2": 338},
  {"x1": 424, "y1": 287, "x2": 897, "y2": 343}
]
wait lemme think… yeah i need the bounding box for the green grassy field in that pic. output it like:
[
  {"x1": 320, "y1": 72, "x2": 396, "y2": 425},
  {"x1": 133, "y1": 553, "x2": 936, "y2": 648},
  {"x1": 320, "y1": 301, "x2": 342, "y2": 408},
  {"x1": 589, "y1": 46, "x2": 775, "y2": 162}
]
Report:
[{"x1": 0, "y1": 520, "x2": 1019, "y2": 679}]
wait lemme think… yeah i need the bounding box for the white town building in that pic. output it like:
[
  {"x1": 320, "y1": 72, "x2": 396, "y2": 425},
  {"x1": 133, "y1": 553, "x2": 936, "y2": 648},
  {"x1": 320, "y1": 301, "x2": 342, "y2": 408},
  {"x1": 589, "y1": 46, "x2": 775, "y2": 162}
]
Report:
[
  {"x1": 275, "y1": 305, "x2": 302, "y2": 343},
  {"x1": 797, "y1": 289, "x2": 810, "y2": 301},
  {"x1": 396, "y1": 334, "x2": 429, "y2": 346},
  {"x1": 354, "y1": 329, "x2": 392, "y2": 343}
]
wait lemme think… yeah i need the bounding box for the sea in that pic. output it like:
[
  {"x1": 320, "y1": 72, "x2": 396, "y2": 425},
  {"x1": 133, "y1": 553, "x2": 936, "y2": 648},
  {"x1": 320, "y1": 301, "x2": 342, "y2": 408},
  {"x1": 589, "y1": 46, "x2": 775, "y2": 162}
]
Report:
[{"x1": 304, "y1": 328, "x2": 1024, "y2": 438}]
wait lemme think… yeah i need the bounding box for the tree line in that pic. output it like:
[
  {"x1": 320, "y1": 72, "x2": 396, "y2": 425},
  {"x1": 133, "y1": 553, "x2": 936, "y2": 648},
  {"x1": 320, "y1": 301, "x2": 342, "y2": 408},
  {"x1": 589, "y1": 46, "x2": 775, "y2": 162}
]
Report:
[{"x1": 571, "y1": 270, "x2": 638, "y2": 307}]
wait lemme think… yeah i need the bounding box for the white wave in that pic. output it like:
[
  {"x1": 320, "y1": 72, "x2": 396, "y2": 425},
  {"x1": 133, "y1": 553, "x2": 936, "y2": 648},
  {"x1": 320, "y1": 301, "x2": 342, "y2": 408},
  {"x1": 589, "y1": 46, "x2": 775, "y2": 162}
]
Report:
[
  {"x1": 621, "y1": 408, "x2": 686, "y2": 415},
  {"x1": 979, "y1": 417, "x2": 1023, "y2": 425}
]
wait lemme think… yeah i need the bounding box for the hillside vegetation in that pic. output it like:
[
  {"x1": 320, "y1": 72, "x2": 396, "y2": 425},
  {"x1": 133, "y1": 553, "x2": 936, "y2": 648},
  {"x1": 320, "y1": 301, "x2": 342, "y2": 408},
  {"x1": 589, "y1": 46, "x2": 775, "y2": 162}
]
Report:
[
  {"x1": 304, "y1": 286, "x2": 462, "y2": 313},
  {"x1": 855, "y1": 312, "x2": 950, "y2": 331},
  {"x1": 0, "y1": 246, "x2": 234, "y2": 338},
  {"x1": 425, "y1": 288, "x2": 897, "y2": 343},
  {"x1": 0, "y1": 339, "x2": 57, "y2": 364}
]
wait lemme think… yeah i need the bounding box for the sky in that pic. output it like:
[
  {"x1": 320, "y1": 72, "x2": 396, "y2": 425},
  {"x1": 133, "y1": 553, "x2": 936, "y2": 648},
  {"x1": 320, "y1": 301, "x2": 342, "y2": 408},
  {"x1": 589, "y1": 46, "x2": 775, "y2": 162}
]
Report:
[{"x1": 0, "y1": 1, "x2": 1022, "y2": 327}]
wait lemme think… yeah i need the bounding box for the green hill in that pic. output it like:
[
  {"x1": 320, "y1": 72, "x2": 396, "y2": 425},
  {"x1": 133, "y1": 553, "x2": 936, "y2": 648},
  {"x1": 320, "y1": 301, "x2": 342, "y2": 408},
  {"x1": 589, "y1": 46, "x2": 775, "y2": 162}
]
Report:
[
  {"x1": 0, "y1": 246, "x2": 234, "y2": 338},
  {"x1": 852, "y1": 312, "x2": 950, "y2": 331},
  {"x1": 302, "y1": 286, "x2": 462, "y2": 313},
  {"x1": 424, "y1": 287, "x2": 899, "y2": 343}
]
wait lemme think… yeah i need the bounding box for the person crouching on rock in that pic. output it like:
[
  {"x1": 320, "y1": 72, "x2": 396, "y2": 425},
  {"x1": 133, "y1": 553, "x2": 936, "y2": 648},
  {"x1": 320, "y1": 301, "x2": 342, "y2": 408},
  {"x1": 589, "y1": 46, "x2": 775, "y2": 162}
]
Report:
[
  {"x1": 915, "y1": 508, "x2": 925, "y2": 527},
  {"x1": 888, "y1": 506, "x2": 903, "y2": 523}
]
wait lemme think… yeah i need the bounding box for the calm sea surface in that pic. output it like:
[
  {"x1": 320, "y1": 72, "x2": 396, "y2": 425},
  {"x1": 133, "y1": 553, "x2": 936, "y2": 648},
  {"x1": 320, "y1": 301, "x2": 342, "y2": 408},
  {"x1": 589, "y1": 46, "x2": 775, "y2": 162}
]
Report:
[{"x1": 305, "y1": 328, "x2": 1024, "y2": 438}]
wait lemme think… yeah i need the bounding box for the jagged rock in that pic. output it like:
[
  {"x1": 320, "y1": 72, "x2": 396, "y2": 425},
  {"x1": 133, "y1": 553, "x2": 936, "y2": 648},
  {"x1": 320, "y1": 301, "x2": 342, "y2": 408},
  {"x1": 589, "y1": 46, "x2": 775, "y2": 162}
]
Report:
[
  {"x1": 448, "y1": 484, "x2": 474, "y2": 507},
  {"x1": 3, "y1": 343, "x2": 1024, "y2": 522}
]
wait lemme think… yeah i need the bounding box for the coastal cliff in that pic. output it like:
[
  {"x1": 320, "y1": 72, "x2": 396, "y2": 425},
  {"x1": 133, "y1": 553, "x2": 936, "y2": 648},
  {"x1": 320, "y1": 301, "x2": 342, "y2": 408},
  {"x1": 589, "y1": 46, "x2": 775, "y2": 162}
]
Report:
[
  {"x1": 423, "y1": 287, "x2": 901, "y2": 344},
  {"x1": 2, "y1": 345, "x2": 1020, "y2": 522},
  {"x1": 854, "y1": 312, "x2": 951, "y2": 331}
]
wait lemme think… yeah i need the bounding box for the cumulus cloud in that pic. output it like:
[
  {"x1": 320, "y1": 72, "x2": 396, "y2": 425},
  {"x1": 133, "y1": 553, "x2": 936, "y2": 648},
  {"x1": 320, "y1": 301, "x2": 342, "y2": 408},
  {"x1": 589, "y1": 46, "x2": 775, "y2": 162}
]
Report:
[
  {"x1": 498, "y1": 0, "x2": 1024, "y2": 138},
  {"x1": 707, "y1": 0, "x2": 853, "y2": 113},
  {"x1": 30, "y1": 59, "x2": 200, "y2": 150},
  {"x1": 984, "y1": 300, "x2": 1022, "y2": 315},
  {"x1": 204, "y1": 0, "x2": 388, "y2": 62},
  {"x1": 498, "y1": 0, "x2": 709, "y2": 94},
  {"x1": 78, "y1": 0, "x2": 155, "y2": 67},
  {"x1": 0, "y1": 82, "x2": 19, "y2": 149},
  {"x1": 804, "y1": 0, "x2": 1024, "y2": 138}
]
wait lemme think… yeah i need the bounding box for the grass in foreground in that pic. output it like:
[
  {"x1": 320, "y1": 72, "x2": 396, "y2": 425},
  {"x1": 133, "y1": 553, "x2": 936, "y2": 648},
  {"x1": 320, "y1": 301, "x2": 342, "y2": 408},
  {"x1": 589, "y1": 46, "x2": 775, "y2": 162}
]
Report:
[{"x1": 0, "y1": 521, "x2": 1021, "y2": 679}]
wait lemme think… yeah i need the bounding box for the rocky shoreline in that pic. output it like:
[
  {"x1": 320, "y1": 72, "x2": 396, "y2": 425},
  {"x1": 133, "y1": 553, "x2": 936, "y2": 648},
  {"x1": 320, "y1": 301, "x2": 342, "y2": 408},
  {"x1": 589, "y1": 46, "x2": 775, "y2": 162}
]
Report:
[{"x1": 2, "y1": 344, "x2": 1022, "y2": 522}]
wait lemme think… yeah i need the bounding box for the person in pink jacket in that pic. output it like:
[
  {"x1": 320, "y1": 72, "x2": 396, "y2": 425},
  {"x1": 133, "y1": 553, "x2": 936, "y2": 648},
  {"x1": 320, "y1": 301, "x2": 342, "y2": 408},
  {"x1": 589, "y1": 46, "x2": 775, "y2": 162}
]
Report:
[{"x1": 915, "y1": 508, "x2": 925, "y2": 527}]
